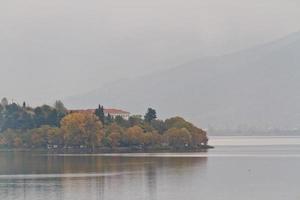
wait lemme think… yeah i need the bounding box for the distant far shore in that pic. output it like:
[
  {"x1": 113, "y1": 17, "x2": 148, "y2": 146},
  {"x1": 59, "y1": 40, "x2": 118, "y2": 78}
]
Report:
[{"x1": 209, "y1": 130, "x2": 300, "y2": 136}]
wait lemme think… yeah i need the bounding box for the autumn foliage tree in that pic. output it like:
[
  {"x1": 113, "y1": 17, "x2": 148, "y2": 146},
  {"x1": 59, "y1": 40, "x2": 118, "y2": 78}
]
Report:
[
  {"x1": 123, "y1": 126, "x2": 145, "y2": 146},
  {"x1": 164, "y1": 128, "x2": 192, "y2": 149},
  {"x1": 104, "y1": 123, "x2": 124, "y2": 147},
  {"x1": 165, "y1": 117, "x2": 208, "y2": 147},
  {"x1": 60, "y1": 112, "x2": 104, "y2": 150},
  {"x1": 143, "y1": 131, "x2": 162, "y2": 147}
]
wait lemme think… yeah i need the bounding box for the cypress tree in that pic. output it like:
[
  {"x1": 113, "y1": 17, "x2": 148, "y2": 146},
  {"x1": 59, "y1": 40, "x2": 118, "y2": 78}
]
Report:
[
  {"x1": 95, "y1": 104, "x2": 105, "y2": 124},
  {"x1": 144, "y1": 108, "x2": 157, "y2": 123}
]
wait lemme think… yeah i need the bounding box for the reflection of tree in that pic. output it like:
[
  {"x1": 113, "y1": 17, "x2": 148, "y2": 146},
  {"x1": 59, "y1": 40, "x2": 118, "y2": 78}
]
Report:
[
  {"x1": 145, "y1": 164, "x2": 157, "y2": 200},
  {"x1": 95, "y1": 177, "x2": 105, "y2": 200},
  {"x1": 0, "y1": 153, "x2": 207, "y2": 200}
]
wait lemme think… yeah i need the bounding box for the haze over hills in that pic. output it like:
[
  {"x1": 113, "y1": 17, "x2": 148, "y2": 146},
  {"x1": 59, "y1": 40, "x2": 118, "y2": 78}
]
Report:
[
  {"x1": 65, "y1": 31, "x2": 300, "y2": 130},
  {"x1": 2, "y1": 0, "x2": 300, "y2": 105}
]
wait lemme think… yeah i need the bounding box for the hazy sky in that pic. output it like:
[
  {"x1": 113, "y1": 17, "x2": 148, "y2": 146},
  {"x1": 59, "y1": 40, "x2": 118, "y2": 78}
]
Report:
[{"x1": 0, "y1": 0, "x2": 300, "y2": 106}]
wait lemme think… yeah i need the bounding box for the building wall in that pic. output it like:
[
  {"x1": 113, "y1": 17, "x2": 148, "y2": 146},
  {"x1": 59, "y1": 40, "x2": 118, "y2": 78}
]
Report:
[{"x1": 105, "y1": 113, "x2": 130, "y2": 120}]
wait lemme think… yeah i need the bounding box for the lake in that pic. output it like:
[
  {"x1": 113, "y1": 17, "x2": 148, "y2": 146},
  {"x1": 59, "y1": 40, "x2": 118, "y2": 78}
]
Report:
[{"x1": 1, "y1": 136, "x2": 300, "y2": 200}]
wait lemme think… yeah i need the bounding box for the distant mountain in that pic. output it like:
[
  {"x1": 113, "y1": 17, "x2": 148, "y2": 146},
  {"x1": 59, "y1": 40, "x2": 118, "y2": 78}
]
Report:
[{"x1": 65, "y1": 31, "x2": 300, "y2": 129}]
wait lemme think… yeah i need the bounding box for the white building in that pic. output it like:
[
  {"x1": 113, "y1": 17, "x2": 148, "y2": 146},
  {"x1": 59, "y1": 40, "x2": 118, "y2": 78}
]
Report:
[{"x1": 104, "y1": 108, "x2": 130, "y2": 120}]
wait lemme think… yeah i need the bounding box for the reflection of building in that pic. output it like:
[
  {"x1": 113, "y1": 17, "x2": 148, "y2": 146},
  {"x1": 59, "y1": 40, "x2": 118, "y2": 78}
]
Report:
[
  {"x1": 104, "y1": 109, "x2": 130, "y2": 120},
  {"x1": 69, "y1": 108, "x2": 130, "y2": 119}
]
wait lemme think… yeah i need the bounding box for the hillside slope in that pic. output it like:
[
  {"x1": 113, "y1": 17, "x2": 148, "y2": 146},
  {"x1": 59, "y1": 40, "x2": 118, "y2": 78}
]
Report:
[{"x1": 66, "y1": 31, "x2": 300, "y2": 129}]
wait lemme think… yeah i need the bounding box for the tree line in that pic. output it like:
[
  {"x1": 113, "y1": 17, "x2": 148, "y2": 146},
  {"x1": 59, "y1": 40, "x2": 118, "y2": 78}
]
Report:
[{"x1": 0, "y1": 98, "x2": 208, "y2": 150}]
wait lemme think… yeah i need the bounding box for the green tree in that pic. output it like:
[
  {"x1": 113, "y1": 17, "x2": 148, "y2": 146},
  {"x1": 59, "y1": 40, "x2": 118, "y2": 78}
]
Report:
[
  {"x1": 105, "y1": 113, "x2": 113, "y2": 124},
  {"x1": 1, "y1": 97, "x2": 8, "y2": 107},
  {"x1": 144, "y1": 108, "x2": 157, "y2": 123},
  {"x1": 34, "y1": 105, "x2": 59, "y2": 127},
  {"x1": 1, "y1": 103, "x2": 35, "y2": 130},
  {"x1": 128, "y1": 115, "x2": 143, "y2": 127},
  {"x1": 95, "y1": 105, "x2": 105, "y2": 124},
  {"x1": 0, "y1": 104, "x2": 3, "y2": 112},
  {"x1": 0, "y1": 135, "x2": 4, "y2": 147},
  {"x1": 102, "y1": 137, "x2": 112, "y2": 147},
  {"x1": 115, "y1": 116, "x2": 129, "y2": 127},
  {"x1": 150, "y1": 119, "x2": 166, "y2": 134},
  {"x1": 0, "y1": 104, "x2": 4, "y2": 132},
  {"x1": 54, "y1": 100, "x2": 67, "y2": 115}
]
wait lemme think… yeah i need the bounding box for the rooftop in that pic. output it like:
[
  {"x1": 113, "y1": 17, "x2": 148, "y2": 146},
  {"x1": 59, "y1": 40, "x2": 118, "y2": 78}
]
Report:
[
  {"x1": 69, "y1": 108, "x2": 130, "y2": 115},
  {"x1": 104, "y1": 108, "x2": 130, "y2": 115}
]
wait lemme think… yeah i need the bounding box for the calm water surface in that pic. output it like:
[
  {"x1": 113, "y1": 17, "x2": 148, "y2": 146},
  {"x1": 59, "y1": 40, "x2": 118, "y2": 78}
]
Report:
[{"x1": 1, "y1": 136, "x2": 300, "y2": 200}]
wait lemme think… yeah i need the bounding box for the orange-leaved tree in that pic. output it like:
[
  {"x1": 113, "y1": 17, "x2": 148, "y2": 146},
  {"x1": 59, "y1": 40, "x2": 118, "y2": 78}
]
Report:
[
  {"x1": 123, "y1": 126, "x2": 144, "y2": 146},
  {"x1": 165, "y1": 117, "x2": 208, "y2": 147},
  {"x1": 164, "y1": 127, "x2": 192, "y2": 149},
  {"x1": 60, "y1": 112, "x2": 104, "y2": 150}
]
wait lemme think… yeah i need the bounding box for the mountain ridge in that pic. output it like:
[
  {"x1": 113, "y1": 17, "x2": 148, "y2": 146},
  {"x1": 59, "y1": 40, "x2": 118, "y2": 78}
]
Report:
[{"x1": 65, "y1": 31, "x2": 300, "y2": 129}]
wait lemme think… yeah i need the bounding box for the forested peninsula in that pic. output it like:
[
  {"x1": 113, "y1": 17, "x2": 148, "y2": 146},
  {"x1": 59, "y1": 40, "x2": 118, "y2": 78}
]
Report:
[{"x1": 0, "y1": 97, "x2": 211, "y2": 153}]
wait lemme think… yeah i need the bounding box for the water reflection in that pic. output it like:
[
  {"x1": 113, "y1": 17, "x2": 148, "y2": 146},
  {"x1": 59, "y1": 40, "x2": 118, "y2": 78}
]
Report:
[
  {"x1": 0, "y1": 152, "x2": 207, "y2": 200},
  {"x1": 2, "y1": 141, "x2": 300, "y2": 200}
]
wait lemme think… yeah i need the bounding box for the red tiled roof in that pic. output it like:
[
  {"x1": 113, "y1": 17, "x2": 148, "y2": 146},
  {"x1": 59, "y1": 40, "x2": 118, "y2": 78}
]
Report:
[
  {"x1": 69, "y1": 108, "x2": 130, "y2": 115},
  {"x1": 104, "y1": 108, "x2": 130, "y2": 114}
]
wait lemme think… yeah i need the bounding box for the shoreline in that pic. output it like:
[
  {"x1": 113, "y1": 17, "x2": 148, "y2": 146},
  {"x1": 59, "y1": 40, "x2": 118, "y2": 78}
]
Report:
[{"x1": 0, "y1": 145, "x2": 214, "y2": 154}]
